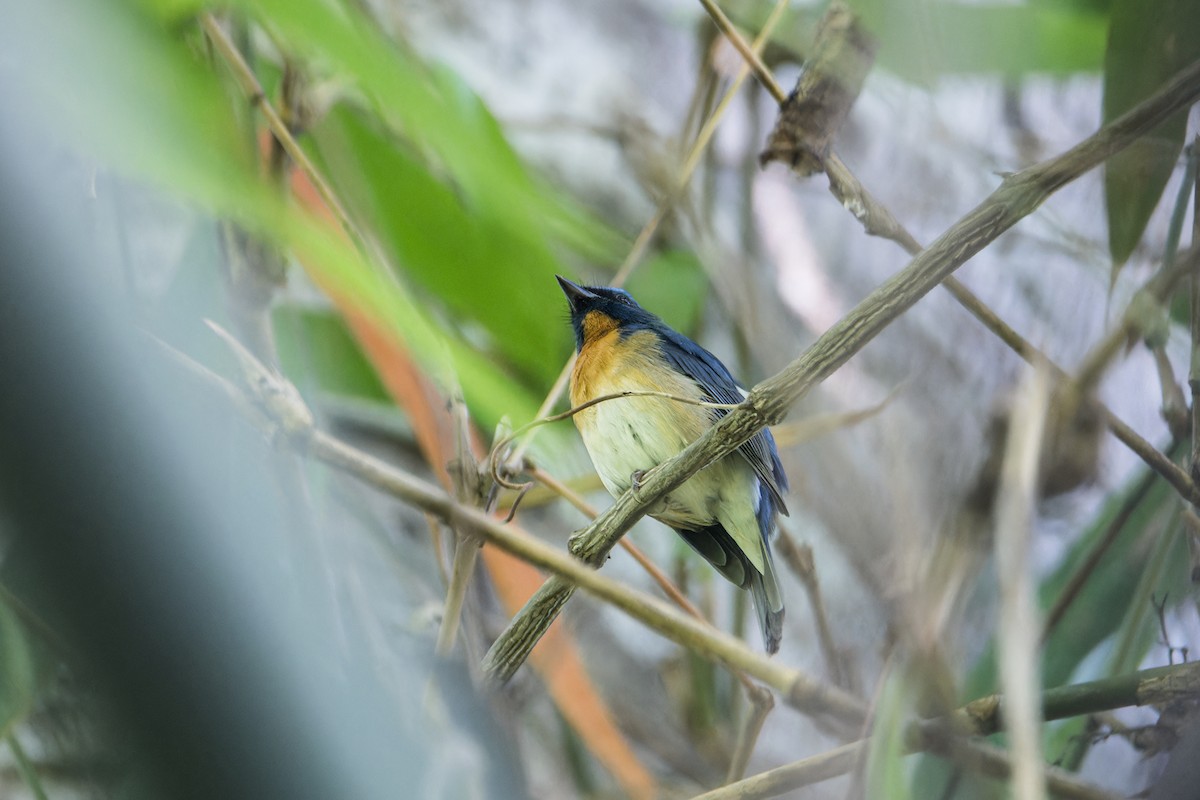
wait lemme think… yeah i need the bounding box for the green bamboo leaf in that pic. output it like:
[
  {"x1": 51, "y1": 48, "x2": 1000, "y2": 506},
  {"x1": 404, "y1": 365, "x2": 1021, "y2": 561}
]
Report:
[
  {"x1": 865, "y1": 671, "x2": 912, "y2": 800},
  {"x1": 9, "y1": 1, "x2": 549, "y2": 429},
  {"x1": 1102, "y1": 0, "x2": 1200, "y2": 272},
  {"x1": 215, "y1": 0, "x2": 618, "y2": 262},
  {"x1": 845, "y1": 1, "x2": 1108, "y2": 81},
  {"x1": 911, "y1": 462, "x2": 1178, "y2": 797},
  {"x1": 307, "y1": 103, "x2": 576, "y2": 383}
]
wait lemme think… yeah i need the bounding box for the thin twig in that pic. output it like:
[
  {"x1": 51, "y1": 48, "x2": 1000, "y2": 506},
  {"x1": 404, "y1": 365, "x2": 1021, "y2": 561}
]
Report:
[
  {"x1": 526, "y1": 465, "x2": 709, "y2": 626},
  {"x1": 186, "y1": 324, "x2": 1194, "y2": 800},
  {"x1": 960, "y1": 659, "x2": 1200, "y2": 737},
  {"x1": 200, "y1": 14, "x2": 362, "y2": 247},
  {"x1": 526, "y1": 463, "x2": 767, "y2": 699},
  {"x1": 724, "y1": 686, "x2": 776, "y2": 784},
  {"x1": 435, "y1": 396, "x2": 488, "y2": 656},
  {"x1": 492, "y1": 389, "x2": 743, "y2": 492},
  {"x1": 774, "y1": 530, "x2": 854, "y2": 691},
  {"x1": 482, "y1": 55, "x2": 1200, "y2": 686},
  {"x1": 693, "y1": 721, "x2": 1118, "y2": 800},
  {"x1": 697, "y1": 0, "x2": 787, "y2": 103},
  {"x1": 825, "y1": 146, "x2": 1200, "y2": 507},
  {"x1": 993, "y1": 367, "x2": 1051, "y2": 800},
  {"x1": 1190, "y1": 134, "x2": 1200, "y2": 491}
]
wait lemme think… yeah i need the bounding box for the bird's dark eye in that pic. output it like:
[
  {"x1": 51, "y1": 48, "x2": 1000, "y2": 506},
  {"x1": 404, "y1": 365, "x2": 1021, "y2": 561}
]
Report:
[{"x1": 614, "y1": 294, "x2": 635, "y2": 306}]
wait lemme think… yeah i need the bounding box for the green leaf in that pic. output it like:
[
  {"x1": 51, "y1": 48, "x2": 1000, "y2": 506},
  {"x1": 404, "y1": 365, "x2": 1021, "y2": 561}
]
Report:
[
  {"x1": 273, "y1": 306, "x2": 389, "y2": 403},
  {"x1": 846, "y1": 1, "x2": 1108, "y2": 81},
  {"x1": 5, "y1": 2, "x2": 265, "y2": 215},
  {"x1": 911, "y1": 462, "x2": 1178, "y2": 797},
  {"x1": 865, "y1": 671, "x2": 912, "y2": 800},
  {"x1": 308, "y1": 103, "x2": 580, "y2": 384},
  {"x1": 223, "y1": 0, "x2": 618, "y2": 262},
  {"x1": 1103, "y1": 0, "x2": 1200, "y2": 271},
  {"x1": 9, "y1": 1, "x2": 555, "y2": 429},
  {"x1": 624, "y1": 251, "x2": 709, "y2": 336},
  {"x1": 0, "y1": 601, "x2": 43, "y2": 739}
]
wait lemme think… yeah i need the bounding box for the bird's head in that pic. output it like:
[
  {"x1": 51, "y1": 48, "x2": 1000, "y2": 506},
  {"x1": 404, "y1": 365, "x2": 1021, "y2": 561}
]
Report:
[{"x1": 556, "y1": 275, "x2": 660, "y2": 351}]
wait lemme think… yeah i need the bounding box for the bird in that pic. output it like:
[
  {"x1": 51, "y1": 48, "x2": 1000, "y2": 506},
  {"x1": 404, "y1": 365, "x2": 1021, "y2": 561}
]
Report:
[{"x1": 555, "y1": 275, "x2": 789, "y2": 653}]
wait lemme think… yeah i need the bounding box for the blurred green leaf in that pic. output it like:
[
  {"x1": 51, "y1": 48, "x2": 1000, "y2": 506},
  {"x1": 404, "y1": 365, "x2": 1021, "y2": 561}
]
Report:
[
  {"x1": 273, "y1": 306, "x2": 389, "y2": 403},
  {"x1": 10, "y1": 1, "x2": 559, "y2": 428},
  {"x1": 308, "y1": 103, "x2": 580, "y2": 383},
  {"x1": 847, "y1": 1, "x2": 1108, "y2": 81},
  {"x1": 624, "y1": 251, "x2": 709, "y2": 336},
  {"x1": 1103, "y1": 0, "x2": 1200, "y2": 271},
  {"x1": 0, "y1": 592, "x2": 53, "y2": 740},
  {"x1": 218, "y1": 0, "x2": 619, "y2": 260},
  {"x1": 912, "y1": 463, "x2": 1178, "y2": 797},
  {"x1": 865, "y1": 671, "x2": 912, "y2": 800},
  {"x1": 7, "y1": 2, "x2": 264, "y2": 216}
]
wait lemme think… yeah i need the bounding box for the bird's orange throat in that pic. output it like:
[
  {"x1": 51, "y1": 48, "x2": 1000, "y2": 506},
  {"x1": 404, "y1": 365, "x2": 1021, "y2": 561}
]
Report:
[{"x1": 570, "y1": 312, "x2": 620, "y2": 409}]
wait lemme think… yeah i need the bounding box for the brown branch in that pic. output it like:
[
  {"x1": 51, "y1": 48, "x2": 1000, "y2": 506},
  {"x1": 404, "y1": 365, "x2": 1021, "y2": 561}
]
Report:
[
  {"x1": 188, "y1": 323, "x2": 1197, "y2": 800},
  {"x1": 481, "y1": 56, "x2": 1200, "y2": 686},
  {"x1": 200, "y1": 14, "x2": 362, "y2": 247}
]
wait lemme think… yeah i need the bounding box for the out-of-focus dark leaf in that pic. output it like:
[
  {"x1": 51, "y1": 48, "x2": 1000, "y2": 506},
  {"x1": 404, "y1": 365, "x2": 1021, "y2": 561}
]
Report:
[
  {"x1": 1102, "y1": 0, "x2": 1200, "y2": 272},
  {"x1": 0, "y1": 542, "x2": 58, "y2": 741},
  {"x1": 273, "y1": 306, "x2": 389, "y2": 403}
]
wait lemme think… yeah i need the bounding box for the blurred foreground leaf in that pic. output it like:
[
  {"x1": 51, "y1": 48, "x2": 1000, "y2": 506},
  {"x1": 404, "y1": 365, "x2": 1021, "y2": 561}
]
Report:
[
  {"x1": 1102, "y1": 0, "x2": 1200, "y2": 271},
  {"x1": 9, "y1": 0, "x2": 564, "y2": 427},
  {"x1": 309, "y1": 103, "x2": 583, "y2": 383}
]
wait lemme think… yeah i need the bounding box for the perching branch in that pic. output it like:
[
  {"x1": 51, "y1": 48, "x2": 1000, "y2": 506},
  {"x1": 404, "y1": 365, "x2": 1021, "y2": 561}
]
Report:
[
  {"x1": 193, "y1": 322, "x2": 1198, "y2": 800},
  {"x1": 198, "y1": 321, "x2": 867, "y2": 726},
  {"x1": 482, "y1": 55, "x2": 1200, "y2": 685}
]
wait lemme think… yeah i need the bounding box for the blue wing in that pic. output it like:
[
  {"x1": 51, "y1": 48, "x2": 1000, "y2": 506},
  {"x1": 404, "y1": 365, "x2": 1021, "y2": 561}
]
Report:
[{"x1": 654, "y1": 326, "x2": 789, "y2": 517}]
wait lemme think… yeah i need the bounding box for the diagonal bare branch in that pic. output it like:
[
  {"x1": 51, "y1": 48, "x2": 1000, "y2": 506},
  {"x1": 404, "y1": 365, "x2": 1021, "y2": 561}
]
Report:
[{"x1": 482, "y1": 56, "x2": 1200, "y2": 685}]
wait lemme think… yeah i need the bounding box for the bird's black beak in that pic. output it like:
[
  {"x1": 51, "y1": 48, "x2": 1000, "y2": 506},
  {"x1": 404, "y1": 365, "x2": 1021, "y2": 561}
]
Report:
[{"x1": 556, "y1": 275, "x2": 597, "y2": 313}]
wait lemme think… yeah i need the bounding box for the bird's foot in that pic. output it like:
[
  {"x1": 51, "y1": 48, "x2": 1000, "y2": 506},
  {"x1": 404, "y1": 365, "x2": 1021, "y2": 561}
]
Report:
[{"x1": 630, "y1": 469, "x2": 647, "y2": 493}]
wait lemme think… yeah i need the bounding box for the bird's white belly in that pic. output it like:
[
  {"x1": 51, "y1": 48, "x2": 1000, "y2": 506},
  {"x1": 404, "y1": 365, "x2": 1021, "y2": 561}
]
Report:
[{"x1": 577, "y1": 391, "x2": 727, "y2": 530}]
